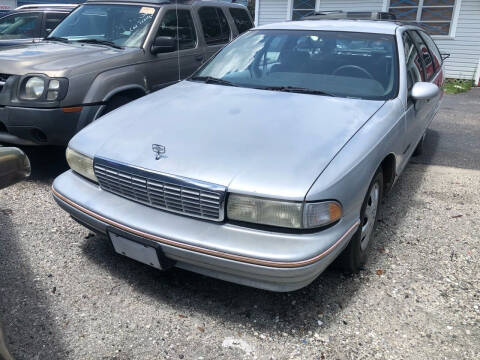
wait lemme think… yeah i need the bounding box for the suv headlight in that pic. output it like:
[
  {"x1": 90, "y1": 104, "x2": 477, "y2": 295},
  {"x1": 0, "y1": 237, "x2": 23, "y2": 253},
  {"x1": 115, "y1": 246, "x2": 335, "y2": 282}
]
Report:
[
  {"x1": 19, "y1": 75, "x2": 68, "y2": 101},
  {"x1": 227, "y1": 194, "x2": 342, "y2": 229},
  {"x1": 66, "y1": 147, "x2": 97, "y2": 183},
  {"x1": 24, "y1": 76, "x2": 45, "y2": 100}
]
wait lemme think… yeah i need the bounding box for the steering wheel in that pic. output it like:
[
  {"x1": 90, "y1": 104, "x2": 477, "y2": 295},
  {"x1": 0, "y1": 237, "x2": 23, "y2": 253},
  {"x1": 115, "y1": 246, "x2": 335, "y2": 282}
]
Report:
[{"x1": 332, "y1": 65, "x2": 375, "y2": 80}]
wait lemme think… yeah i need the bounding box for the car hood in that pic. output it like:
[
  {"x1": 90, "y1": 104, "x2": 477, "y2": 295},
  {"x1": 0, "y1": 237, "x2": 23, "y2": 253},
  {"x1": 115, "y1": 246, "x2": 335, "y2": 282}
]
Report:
[
  {"x1": 0, "y1": 41, "x2": 140, "y2": 76},
  {"x1": 71, "y1": 81, "x2": 385, "y2": 200}
]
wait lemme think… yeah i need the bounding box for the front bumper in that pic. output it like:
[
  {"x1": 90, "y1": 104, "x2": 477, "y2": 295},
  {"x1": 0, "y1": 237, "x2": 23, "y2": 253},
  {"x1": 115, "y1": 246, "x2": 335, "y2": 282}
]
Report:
[
  {"x1": 0, "y1": 105, "x2": 100, "y2": 146},
  {"x1": 52, "y1": 170, "x2": 360, "y2": 292}
]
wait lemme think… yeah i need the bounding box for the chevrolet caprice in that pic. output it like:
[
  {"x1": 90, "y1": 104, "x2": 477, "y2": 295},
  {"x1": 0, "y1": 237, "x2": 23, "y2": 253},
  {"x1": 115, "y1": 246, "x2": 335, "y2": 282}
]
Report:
[{"x1": 53, "y1": 19, "x2": 444, "y2": 291}]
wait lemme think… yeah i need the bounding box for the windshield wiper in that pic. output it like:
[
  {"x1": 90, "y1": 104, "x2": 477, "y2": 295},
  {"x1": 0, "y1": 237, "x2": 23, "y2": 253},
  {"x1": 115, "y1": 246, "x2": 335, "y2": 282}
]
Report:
[
  {"x1": 75, "y1": 39, "x2": 123, "y2": 49},
  {"x1": 257, "y1": 86, "x2": 335, "y2": 97},
  {"x1": 45, "y1": 36, "x2": 69, "y2": 43},
  {"x1": 190, "y1": 76, "x2": 238, "y2": 87}
]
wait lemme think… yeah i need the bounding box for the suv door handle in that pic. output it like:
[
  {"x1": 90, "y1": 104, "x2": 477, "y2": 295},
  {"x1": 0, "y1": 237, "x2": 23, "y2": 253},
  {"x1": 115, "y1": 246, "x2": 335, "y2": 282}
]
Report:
[{"x1": 195, "y1": 55, "x2": 204, "y2": 62}]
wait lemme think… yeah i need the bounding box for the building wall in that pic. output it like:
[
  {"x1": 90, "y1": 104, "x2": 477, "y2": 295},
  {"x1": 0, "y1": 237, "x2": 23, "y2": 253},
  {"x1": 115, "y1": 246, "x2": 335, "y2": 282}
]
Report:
[
  {"x1": 255, "y1": 0, "x2": 480, "y2": 80},
  {"x1": 435, "y1": 0, "x2": 480, "y2": 80}
]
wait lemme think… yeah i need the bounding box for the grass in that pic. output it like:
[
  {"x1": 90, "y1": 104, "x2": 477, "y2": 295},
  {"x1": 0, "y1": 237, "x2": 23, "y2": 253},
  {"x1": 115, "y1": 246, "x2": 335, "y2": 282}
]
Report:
[{"x1": 443, "y1": 79, "x2": 474, "y2": 94}]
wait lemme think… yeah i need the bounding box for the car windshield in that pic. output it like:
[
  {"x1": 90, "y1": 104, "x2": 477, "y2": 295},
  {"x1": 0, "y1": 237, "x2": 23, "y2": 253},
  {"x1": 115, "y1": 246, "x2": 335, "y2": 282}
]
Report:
[
  {"x1": 47, "y1": 4, "x2": 157, "y2": 48},
  {"x1": 192, "y1": 30, "x2": 398, "y2": 100}
]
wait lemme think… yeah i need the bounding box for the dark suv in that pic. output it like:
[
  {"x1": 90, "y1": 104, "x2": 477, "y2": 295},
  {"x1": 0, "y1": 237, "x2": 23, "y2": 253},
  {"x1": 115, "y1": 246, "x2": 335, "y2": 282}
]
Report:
[
  {"x1": 0, "y1": 0, "x2": 253, "y2": 146},
  {"x1": 0, "y1": 4, "x2": 76, "y2": 47}
]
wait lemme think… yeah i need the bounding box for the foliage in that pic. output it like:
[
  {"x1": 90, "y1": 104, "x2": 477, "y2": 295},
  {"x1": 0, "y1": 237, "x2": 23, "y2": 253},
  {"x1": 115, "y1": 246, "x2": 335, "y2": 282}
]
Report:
[{"x1": 443, "y1": 79, "x2": 474, "y2": 94}]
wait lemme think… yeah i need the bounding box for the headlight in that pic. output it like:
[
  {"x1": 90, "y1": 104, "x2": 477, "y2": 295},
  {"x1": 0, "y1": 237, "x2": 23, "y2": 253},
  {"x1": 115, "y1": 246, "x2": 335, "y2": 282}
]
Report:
[
  {"x1": 23, "y1": 76, "x2": 45, "y2": 100},
  {"x1": 19, "y1": 76, "x2": 68, "y2": 101},
  {"x1": 227, "y1": 194, "x2": 342, "y2": 229},
  {"x1": 66, "y1": 147, "x2": 97, "y2": 183}
]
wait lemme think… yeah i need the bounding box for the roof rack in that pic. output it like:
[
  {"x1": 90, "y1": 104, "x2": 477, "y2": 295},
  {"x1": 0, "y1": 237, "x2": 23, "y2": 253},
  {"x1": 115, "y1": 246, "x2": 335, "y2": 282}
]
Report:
[
  {"x1": 15, "y1": 4, "x2": 78, "y2": 10},
  {"x1": 302, "y1": 11, "x2": 396, "y2": 21}
]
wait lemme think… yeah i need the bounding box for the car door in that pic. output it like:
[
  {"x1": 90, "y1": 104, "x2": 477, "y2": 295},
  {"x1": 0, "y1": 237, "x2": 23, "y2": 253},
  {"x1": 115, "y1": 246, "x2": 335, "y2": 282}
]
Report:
[
  {"x1": 197, "y1": 6, "x2": 231, "y2": 61},
  {"x1": 174, "y1": 8, "x2": 204, "y2": 78},
  {"x1": 146, "y1": 9, "x2": 183, "y2": 91},
  {"x1": 408, "y1": 30, "x2": 443, "y2": 130},
  {"x1": 402, "y1": 31, "x2": 430, "y2": 156}
]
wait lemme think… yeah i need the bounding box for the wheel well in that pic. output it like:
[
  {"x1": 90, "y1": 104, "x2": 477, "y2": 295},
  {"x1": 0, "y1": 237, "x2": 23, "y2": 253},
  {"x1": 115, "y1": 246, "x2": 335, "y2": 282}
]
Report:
[
  {"x1": 107, "y1": 88, "x2": 145, "y2": 103},
  {"x1": 380, "y1": 154, "x2": 396, "y2": 193}
]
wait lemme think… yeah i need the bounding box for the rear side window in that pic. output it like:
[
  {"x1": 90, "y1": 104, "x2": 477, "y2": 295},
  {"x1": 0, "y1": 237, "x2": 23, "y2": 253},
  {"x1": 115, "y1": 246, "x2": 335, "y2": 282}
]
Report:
[
  {"x1": 408, "y1": 30, "x2": 435, "y2": 80},
  {"x1": 403, "y1": 32, "x2": 425, "y2": 90},
  {"x1": 229, "y1": 8, "x2": 253, "y2": 34},
  {"x1": 198, "y1": 7, "x2": 231, "y2": 45},
  {"x1": 157, "y1": 9, "x2": 197, "y2": 50},
  {"x1": 45, "y1": 12, "x2": 68, "y2": 34},
  {"x1": 419, "y1": 30, "x2": 442, "y2": 71}
]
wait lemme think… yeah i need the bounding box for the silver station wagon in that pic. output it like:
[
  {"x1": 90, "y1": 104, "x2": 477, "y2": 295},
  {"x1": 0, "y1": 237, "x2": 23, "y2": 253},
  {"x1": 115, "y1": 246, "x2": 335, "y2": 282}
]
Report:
[{"x1": 53, "y1": 16, "x2": 444, "y2": 291}]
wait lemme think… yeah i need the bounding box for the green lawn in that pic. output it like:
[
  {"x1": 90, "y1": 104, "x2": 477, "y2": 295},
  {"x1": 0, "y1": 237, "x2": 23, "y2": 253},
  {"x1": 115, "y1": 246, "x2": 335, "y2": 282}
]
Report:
[{"x1": 443, "y1": 79, "x2": 474, "y2": 94}]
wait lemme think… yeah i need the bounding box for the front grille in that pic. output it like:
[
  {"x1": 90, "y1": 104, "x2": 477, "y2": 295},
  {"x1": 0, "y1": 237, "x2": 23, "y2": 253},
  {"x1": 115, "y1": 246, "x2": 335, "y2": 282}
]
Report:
[
  {"x1": 0, "y1": 74, "x2": 11, "y2": 92},
  {"x1": 94, "y1": 159, "x2": 225, "y2": 221}
]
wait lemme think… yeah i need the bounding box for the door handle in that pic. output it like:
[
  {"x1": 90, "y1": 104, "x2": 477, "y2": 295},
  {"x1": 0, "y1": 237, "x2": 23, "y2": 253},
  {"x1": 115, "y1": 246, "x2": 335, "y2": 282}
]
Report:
[{"x1": 195, "y1": 55, "x2": 204, "y2": 62}]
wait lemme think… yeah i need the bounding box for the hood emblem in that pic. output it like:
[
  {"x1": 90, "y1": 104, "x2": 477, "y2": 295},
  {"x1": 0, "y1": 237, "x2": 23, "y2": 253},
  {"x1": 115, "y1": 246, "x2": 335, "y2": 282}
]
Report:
[{"x1": 152, "y1": 144, "x2": 166, "y2": 160}]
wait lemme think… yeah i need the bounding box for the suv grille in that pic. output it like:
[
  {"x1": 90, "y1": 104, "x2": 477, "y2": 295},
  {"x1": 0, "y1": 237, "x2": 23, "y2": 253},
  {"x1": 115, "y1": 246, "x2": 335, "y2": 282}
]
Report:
[
  {"x1": 0, "y1": 74, "x2": 11, "y2": 92},
  {"x1": 94, "y1": 159, "x2": 226, "y2": 221}
]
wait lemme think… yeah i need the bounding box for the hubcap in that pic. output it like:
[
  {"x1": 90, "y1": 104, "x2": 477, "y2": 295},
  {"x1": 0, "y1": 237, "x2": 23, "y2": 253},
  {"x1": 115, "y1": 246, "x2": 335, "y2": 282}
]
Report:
[{"x1": 360, "y1": 182, "x2": 380, "y2": 251}]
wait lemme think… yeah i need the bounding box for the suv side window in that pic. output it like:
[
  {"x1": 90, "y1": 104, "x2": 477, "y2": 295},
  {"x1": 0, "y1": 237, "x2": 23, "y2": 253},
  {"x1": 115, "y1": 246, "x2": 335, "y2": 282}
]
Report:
[
  {"x1": 408, "y1": 30, "x2": 435, "y2": 80},
  {"x1": 419, "y1": 31, "x2": 442, "y2": 71},
  {"x1": 198, "y1": 7, "x2": 231, "y2": 45},
  {"x1": 0, "y1": 12, "x2": 42, "y2": 39},
  {"x1": 45, "y1": 12, "x2": 69, "y2": 35},
  {"x1": 229, "y1": 8, "x2": 253, "y2": 34},
  {"x1": 403, "y1": 32, "x2": 425, "y2": 91},
  {"x1": 156, "y1": 9, "x2": 197, "y2": 50}
]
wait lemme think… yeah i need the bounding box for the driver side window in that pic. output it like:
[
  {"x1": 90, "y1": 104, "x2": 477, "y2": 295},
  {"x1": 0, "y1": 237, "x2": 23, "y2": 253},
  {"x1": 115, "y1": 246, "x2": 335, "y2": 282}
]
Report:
[{"x1": 403, "y1": 32, "x2": 425, "y2": 91}]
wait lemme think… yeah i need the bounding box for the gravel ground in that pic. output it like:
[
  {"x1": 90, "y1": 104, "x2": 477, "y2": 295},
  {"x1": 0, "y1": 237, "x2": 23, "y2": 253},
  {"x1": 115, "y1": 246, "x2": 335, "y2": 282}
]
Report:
[{"x1": 1, "y1": 90, "x2": 479, "y2": 360}]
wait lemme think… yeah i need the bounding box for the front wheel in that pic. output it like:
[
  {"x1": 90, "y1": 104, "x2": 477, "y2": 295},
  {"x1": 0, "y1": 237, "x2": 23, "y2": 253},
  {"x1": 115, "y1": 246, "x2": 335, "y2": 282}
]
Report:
[{"x1": 336, "y1": 169, "x2": 383, "y2": 272}]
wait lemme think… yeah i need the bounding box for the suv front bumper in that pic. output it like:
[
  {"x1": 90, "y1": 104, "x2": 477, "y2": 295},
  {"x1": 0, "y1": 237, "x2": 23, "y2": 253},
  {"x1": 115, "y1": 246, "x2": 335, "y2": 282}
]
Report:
[
  {"x1": 52, "y1": 170, "x2": 360, "y2": 292},
  {"x1": 0, "y1": 105, "x2": 100, "y2": 145}
]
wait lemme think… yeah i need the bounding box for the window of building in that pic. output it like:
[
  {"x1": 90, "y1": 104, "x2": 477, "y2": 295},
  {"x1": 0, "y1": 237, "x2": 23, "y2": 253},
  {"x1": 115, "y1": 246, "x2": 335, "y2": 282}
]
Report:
[
  {"x1": 389, "y1": 0, "x2": 456, "y2": 36},
  {"x1": 292, "y1": 0, "x2": 316, "y2": 21}
]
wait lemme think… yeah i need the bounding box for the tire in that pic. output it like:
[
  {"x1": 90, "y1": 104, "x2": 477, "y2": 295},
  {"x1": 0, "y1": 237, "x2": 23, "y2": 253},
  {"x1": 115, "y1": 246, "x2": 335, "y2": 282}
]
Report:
[
  {"x1": 412, "y1": 131, "x2": 426, "y2": 156},
  {"x1": 336, "y1": 169, "x2": 383, "y2": 272},
  {"x1": 99, "y1": 94, "x2": 133, "y2": 118}
]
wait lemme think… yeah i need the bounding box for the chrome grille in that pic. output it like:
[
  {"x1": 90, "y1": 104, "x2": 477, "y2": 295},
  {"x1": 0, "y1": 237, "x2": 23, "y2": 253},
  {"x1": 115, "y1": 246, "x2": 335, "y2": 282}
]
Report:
[{"x1": 94, "y1": 160, "x2": 225, "y2": 221}]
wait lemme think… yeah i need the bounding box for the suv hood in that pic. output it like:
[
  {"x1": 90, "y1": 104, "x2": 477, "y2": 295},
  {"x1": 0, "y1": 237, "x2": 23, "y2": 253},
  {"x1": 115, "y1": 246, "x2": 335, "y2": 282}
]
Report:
[
  {"x1": 71, "y1": 81, "x2": 384, "y2": 200},
  {"x1": 0, "y1": 41, "x2": 140, "y2": 76}
]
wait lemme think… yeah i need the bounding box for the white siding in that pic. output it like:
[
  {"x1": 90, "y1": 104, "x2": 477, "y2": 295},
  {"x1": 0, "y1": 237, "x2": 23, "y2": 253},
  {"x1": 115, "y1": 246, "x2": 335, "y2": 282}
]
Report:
[
  {"x1": 318, "y1": 0, "x2": 383, "y2": 12},
  {"x1": 435, "y1": 0, "x2": 480, "y2": 80},
  {"x1": 257, "y1": 0, "x2": 289, "y2": 26}
]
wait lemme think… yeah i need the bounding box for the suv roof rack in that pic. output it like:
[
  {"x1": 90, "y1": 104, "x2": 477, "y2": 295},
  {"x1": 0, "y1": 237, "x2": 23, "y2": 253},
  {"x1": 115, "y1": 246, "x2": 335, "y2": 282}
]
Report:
[
  {"x1": 15, "y1": 4, "x2": 78, "y2": 10},
  {"x1": 302, "y1": 11, "x2": 396, "y2": 21}
]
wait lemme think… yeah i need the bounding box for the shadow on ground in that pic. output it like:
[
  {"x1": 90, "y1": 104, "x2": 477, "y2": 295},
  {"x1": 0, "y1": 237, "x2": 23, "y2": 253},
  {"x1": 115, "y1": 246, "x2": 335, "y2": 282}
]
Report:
[{"x1": 0, "y1": 213, "x2": 67, "y2": 360}]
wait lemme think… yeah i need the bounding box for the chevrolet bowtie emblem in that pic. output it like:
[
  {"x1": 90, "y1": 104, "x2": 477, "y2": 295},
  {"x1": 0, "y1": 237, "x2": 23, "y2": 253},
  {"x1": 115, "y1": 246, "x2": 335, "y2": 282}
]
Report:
[{"x1": 152, "y1": 144, "x2": 166, "y2": 160}]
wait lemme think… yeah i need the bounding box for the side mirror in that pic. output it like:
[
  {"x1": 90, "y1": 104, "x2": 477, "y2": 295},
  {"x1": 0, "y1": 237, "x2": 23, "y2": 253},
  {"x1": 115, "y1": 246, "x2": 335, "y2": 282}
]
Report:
[
  {"x1": 151, "y1": 36, "x2": 176, "y2": 54},
  {"x1": 0, "y1": 147, "x2": 31, "y2": 190},
  {"x1": 411, "y1": 82, "x2": 440, "y2": 101}
]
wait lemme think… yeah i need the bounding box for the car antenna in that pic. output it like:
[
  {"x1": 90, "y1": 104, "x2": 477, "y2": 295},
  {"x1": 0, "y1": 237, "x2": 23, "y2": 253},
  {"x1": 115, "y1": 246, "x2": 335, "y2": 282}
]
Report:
[{"x1": 175, "y1": 0, "x2": 181, "y2": 82}]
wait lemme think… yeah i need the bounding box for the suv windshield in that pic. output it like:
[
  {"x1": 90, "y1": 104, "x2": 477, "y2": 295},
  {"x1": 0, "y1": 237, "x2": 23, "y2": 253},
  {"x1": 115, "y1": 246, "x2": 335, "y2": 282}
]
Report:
[
  {"x1": 192, "y1": 30, "x2": 398, "y2": 100},
  {"x1": 47, "y1": 4, "x2": 157, "y2": 48}
]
